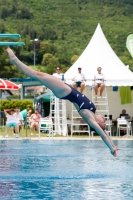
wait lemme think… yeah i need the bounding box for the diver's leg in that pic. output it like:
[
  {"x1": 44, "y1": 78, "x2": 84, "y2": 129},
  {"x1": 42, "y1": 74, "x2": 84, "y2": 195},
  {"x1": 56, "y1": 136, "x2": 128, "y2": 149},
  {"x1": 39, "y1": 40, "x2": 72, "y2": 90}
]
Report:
[{"x1": 6, "y1": 47, "x2": 71, "y2": 98}]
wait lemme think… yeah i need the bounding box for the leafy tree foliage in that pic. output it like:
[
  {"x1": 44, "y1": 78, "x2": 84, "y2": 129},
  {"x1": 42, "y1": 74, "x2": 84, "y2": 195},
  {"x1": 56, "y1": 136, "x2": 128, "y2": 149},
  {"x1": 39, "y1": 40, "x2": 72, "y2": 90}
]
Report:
[
  {"x1": 71, "y1": 55, "x2": 79, "y2": 65},
  {"x1": 41, "y1": 53, "x2": 59, "y2": 74},
  {"x1": 0, "y1": 0, "x2": 133, "y2": 78}
]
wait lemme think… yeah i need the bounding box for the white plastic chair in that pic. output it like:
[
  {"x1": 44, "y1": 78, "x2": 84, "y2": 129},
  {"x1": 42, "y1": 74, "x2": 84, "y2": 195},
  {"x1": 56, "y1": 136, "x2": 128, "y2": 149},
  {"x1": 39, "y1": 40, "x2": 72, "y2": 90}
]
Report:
[
  {"x1": 117, "y1": 118, "x2": 132, "y2": 137},
  {"x1": 39, "y1": 117, "x2": 53, "y2": 138}
]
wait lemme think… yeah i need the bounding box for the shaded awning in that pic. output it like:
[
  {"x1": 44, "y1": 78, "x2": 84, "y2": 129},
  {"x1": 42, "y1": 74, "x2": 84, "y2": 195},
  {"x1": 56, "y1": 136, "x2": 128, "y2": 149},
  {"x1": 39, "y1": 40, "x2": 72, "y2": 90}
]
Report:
[{"x1": 35, "y1": 92, "x2": 52, "y2": 102}]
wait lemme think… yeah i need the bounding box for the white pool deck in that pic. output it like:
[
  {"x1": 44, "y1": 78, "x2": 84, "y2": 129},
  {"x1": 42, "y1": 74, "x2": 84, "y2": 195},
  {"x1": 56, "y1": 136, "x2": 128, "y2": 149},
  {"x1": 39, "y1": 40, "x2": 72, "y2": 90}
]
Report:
[{"x1": 0, "y1": 136, "x2": 133, "y2": 140}]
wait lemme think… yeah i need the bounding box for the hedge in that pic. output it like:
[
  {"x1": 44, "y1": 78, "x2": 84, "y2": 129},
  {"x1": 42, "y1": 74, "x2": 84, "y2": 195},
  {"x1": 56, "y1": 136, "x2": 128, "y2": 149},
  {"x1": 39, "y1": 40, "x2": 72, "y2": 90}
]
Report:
[{"x1": 0, "y1": 99, "x2": 33, "y2": 111}]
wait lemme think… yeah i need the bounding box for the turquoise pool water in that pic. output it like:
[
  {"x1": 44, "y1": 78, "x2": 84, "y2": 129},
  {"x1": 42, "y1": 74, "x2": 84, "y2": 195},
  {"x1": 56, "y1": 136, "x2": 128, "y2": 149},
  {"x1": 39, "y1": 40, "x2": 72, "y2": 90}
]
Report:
[{"x1": 0, "y1": 139, "x2": 133, "y2": 200}]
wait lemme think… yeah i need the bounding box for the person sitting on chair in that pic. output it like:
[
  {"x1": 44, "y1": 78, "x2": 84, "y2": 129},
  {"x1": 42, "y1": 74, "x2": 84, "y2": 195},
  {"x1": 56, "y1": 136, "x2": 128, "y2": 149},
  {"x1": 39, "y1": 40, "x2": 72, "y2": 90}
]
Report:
[
  {"x1": 6, "y1": 47, "x2": 119, "y2": 156},
  {"x1": 119, "y1": 109, "x2": 128, "y2": 118},
  {"x1": 29, "y1": 109, "x2": 41, "y2": 135},
  {"x1": 53, "y1": 67, "x2": 65, "y2": 81},
  {"x1": 13, "y1": 108, "x2": 23, "y2": 134},
  {"x1": 94, "y1": 67, "x2": 105, "y2": 97},
  {"x1": 117, "y1": 109, "x2": 130, "y2": 136},
  {"x1": 72, "y1": 67, "x2": 86, "y2": 93},
  {"x1": 4, "y1": 108, "x2": 19, "y2": 138}
]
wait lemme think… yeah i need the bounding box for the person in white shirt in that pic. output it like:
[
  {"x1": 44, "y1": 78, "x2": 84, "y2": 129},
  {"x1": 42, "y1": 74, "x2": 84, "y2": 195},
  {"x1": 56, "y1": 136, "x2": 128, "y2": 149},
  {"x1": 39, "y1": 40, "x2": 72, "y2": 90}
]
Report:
[
  {"x1": 14, "y1": 108, "x2": 23, "y2": 133},
  {"x1": 53, "y1": 67, "x2": 65, "y2": 81},
  {"x1": 94, "y1": 67, "x2": 105, "y2": 97},
  {"x1": 72, "y1": 67, "x2": 86, "y2": 93},
  {"x1": 4, "y1": 108, "x2": 19, "y2": 138}
]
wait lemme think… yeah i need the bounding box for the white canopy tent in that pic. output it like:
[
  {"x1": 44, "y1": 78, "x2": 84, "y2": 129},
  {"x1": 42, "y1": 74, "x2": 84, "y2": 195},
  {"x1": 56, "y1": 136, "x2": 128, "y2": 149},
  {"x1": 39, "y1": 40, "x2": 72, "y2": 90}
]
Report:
[
  {"x1": 64, "y1": 24, "x2": 133, "y2": 119},
  {"x1": 65, "y1": 24, "x2": 133, "y2": 86}
]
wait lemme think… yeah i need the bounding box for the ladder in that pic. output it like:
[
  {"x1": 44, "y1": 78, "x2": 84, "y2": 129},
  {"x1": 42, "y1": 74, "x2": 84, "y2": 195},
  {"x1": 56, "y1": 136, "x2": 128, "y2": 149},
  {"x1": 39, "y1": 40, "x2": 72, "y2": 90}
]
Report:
[
  {"x1": 91, "y1": 85, "x2": 112, "y2": 135},
  {"x1": 50, "y1": 92, "x2": 68, "y2": 136},
  {"x1": 71, "y1": 88, "x2": 90, "y2": 137}
]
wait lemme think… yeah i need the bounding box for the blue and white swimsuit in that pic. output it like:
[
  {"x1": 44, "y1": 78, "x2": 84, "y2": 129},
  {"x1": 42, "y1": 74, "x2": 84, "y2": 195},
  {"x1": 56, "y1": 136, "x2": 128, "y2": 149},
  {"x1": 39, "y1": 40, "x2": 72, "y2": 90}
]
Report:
[{"x1": 61, "y1": 84, "x2": 96, "y2": 113}]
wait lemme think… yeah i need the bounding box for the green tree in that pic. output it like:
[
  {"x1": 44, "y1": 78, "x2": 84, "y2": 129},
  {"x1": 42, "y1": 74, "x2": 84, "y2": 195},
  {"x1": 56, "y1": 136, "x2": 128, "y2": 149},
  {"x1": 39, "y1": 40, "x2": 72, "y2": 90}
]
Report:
[
  {"x1": 0, "y1": 47, "x2": 25, "y2": 78},
  {"x1": 41, "y1": 53, "x2": 59, "y2": 74},
  {"x1": 0, "y1": 20, "x2": 5, "y2": 33},
  {"x1": 71, "y1": 55, "x2": 79, "y2": 64},
  {"x1": 38, "y1": 42, "x2": 57, "y2": 64}
]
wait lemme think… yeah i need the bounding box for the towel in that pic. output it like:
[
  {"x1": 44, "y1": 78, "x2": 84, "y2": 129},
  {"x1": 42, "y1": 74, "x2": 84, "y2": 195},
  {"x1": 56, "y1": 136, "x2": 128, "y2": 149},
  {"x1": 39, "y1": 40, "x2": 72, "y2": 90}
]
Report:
[{"x1": 119, "y1": 86, "x2": 132, "y2": 104}]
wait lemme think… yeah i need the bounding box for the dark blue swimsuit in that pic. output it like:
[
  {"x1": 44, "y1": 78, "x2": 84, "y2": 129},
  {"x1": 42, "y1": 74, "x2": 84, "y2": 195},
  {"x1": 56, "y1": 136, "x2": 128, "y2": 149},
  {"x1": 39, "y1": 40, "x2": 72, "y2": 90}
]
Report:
[{"x1": 61, "y1": 84, "x2": 96, "y2": 113}]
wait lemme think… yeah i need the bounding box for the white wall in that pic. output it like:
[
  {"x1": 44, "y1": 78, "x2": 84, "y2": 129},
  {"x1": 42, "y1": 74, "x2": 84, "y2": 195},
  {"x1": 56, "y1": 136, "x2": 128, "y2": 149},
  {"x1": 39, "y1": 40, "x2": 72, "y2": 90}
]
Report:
[
  {"x1": 66, "y1": 86, "x2": 133, "y2": 120},
  {"x1": 107, "y1": 86, "x2": 133, "y2": 119}
]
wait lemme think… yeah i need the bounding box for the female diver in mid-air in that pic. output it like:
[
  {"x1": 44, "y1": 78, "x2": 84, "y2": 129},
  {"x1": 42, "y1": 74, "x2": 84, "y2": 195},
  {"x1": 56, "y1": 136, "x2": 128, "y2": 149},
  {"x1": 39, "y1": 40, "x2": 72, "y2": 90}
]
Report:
[{"x1": 6, "y1": 47, "x2": 119, "y2": 156}]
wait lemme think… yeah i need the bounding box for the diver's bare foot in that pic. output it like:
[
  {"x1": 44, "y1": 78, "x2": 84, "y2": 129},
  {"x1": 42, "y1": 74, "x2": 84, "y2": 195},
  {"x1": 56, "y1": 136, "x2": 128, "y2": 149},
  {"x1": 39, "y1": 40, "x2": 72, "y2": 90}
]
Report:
[{"x1": 6, "y1": 47, "x2": 16, "y2": 64}]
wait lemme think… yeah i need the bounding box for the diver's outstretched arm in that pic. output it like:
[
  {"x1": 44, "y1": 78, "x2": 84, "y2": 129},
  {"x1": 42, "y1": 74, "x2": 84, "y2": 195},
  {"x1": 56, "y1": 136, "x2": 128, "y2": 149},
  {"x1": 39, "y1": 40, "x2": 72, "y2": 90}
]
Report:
[
  {"x1": 104, "y1": 130, "x2": 120, "y2": 151},
  {"x1": 79, "y1": 109, "x2": 118, "y2": 157},
  {"x1": 90, "y1": 121, "x2": 118, "y2": 156}
]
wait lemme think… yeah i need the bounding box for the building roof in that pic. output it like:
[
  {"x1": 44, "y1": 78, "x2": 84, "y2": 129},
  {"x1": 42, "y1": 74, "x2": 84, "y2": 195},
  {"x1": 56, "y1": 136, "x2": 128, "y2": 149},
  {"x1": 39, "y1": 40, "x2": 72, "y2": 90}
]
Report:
[{"x1": 10, "y1": 77, "x2": 43, "y2": 87}]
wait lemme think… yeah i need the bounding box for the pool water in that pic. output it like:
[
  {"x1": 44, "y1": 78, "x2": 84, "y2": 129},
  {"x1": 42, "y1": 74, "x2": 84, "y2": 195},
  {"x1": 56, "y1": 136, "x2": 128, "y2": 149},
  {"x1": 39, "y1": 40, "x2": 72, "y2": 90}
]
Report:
[{"x1": 0, "y1": 139, "x2": 133, "y2": 200}]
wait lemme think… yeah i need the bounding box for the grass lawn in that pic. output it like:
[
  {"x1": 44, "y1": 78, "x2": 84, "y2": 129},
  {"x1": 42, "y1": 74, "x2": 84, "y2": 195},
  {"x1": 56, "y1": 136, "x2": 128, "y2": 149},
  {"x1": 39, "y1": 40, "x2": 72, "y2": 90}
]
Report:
[
  {"x1": 0, "y1": 126, "x2": 91, "y2": 139},
  {"x1": 0, "y1": 126, "x2": 50, "y2": 138},
  {"x1": 0, "y1": 127, "x2": 129, "y2": 140}
]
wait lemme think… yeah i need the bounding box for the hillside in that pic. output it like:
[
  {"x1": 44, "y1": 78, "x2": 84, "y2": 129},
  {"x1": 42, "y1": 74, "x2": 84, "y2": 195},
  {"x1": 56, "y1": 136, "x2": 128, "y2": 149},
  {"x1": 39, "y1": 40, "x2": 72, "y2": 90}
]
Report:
[{"x1": 0, "y1": 0, "x2": 133, "y2": 78}]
